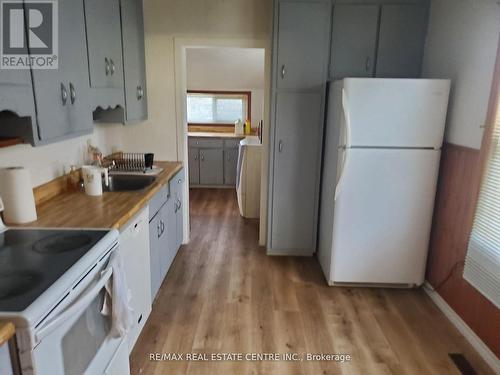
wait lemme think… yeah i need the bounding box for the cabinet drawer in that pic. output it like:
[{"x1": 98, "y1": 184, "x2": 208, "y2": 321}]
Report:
[
  {"x1": 188, "y1": 137, "x2": 223, "y2": 148},
  {"x1": 149, "y1": 184, "x2": 169, "y2": 220},
  {"x1": 224, "y1": 138, "x2": 243, "y2": 149}
]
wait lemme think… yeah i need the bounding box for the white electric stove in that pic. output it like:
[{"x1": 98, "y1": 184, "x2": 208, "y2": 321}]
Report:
[{"x1": 0, "y1": 200, "x2": 128, "y2": 375}]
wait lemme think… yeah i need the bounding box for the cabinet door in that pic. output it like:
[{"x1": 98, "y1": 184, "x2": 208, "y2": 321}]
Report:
[
  {"x1": 165, "y1": 195, "x2": 178, "y2": 270},
  {"x1": 84, "y1": 0, "x2": 124, "y2": 89},
  {"x1": 271, "y1": 92, "x2": 322, "y2": 254},
  {"x1": 173, "y1": 171, "x2": 184, "y2": 251},
  {"x1": 188, "y1": 147, "x2": 200, "y2": 185},
  {"x1": 276, "y1": 1, "x2": 330, "y2": 90},
  {"x1": 376, "y1": 4, "x2": 428, "y2": 78},
  {"x1": 199, "y1": 148, "x2": 223, "y2": 185},
  {"x1": 224, "y1": 148, "x2": 238, "y2": 186},
  {"x1": 149, "y1": 212, "x2": 162, "y2": 300},
  {"x1": 330, "y1": 5, "x2": 379, "y2": 79},
  {"x1": 0, "y1": 69, "x2": 36, "y2": 119},
  {"x1": 121, "y1": 0, "x2": 148, "y2": 122},
  {"x1": 31, "y1": 0, "x2": 92, "y2": 141},
  {"x1": 158, "y1": 204, "x2": 172, "y2": 280}
]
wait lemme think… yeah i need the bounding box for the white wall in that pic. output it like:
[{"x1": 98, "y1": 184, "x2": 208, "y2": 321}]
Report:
[
  {"x1": 120, "y1": 0, "x2": 272, "y2": 160},
  {"x1": 422, "y1": 0, "x2": 500, "y2": 149},
  {"x1": 0, "y1": 124, "x2": 123, "y2": 187}
]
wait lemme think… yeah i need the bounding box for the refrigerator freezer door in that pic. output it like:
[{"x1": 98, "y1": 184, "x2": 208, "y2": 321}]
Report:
[
  {"x1": 329, "y1": 148, "x2": 440, "y2": 285},
  {"x1": 342, "y1": 78, "x2": 450, "y2": 149}
]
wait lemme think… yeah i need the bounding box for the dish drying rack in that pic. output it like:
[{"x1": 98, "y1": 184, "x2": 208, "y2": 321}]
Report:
[{"x1": 103, "y1": 152, "x2": 161, "y2": 175}]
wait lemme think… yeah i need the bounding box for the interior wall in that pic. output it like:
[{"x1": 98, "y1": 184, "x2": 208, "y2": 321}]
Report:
[
  {"x1": 121, "y1": 0, "x2": 272, "y2": 159},
  {"x1": 427, "y1": 144, "x2": 500, "y2": 358},
  {"x1": 0, "y1": 124, "x2": 123, "y2": 187},
  {"x1": 423, "y1": 0, "x2": 500, "y2": 358},
  {"x1": 421, "y1": 0, "x2": 499, "y2": 149},
  {"x1": 186, "y1": 47, "x2": 265, "y2": 128}
]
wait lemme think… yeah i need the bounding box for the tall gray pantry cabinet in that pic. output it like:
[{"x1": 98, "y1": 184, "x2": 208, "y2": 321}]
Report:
[{"x1": 268, "y1": 0, "x2": 331, "y2": 255}]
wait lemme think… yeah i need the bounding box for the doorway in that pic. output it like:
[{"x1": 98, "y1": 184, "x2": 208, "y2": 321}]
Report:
[{"x1": 174, "y1": 40, "x2": 270, "y2": 246}]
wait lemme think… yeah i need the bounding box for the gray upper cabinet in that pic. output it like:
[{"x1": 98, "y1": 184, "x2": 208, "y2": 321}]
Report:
[
  {"x1": 330, "y1": 5, "x2": 379, "y2": 80},
  {"x1": 224, "y1": 148, "x2": 238, "y2": 186},
  {"x1": 199, "y1": 148, "x2": 224, "y2": 185},
  {"x1": 120, "y1": 0, "x2": 148, "y2": 122},
  {"x1": 276, "y1": 1, "x2": 331, "y2": 90},
  {"x1": 376, "y1": 4, "x2": 428, "y2": 78},
  {"x1": 271, "y1": 92, "x2": 322, "y2": 254},
  {"x1": 84, "y1": 0, "x2": 125, "y2": 109},
  {"x1": 0, "y1": 70, "x2": 35, "y2": 119},
  {"x1": 0, "y1": 68, "x2": 38, "y2": 144},
  {"x1": 31, "y1": 0, "x2": 92, "y2": 142}
]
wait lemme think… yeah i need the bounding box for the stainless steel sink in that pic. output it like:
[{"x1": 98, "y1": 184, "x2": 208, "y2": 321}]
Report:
[{"x1": 106, "y1": 175, "x2": 157, "y2": 192}]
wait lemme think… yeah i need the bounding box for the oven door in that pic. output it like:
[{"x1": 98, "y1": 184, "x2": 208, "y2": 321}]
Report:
[{"x1": 31, "y1": 260, "x2": 125, "y2": 375}]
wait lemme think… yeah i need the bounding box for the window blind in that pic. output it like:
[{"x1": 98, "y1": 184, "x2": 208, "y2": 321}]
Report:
[{"x1": 463, "y1": 113, "x2": 500, "y2": 308}]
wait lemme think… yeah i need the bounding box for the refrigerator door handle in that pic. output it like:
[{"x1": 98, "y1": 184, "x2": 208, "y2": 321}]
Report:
[
  {"x1": 341, "y1": 88, "x2": 352, "y2": 148},
  {"x1": 335, "y1": 89, "x2": 352, "y2": 200},
  {"x1": 335, "y1": 146, "x2": 350, "y2": 200}
]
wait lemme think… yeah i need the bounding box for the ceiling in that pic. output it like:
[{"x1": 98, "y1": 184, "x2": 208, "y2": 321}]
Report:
[{"x1": 186, "y1": 47, "x2": 265, "y2": 90}]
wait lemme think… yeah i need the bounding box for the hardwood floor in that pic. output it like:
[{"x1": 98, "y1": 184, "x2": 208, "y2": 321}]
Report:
[{"x1": 130, "y1": 188, "x2": 494, "y2": 375}]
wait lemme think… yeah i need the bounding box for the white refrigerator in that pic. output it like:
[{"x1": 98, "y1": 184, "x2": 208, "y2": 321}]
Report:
[{"x1": 318, "y1": 78, "x2": 450, "y2": 286}]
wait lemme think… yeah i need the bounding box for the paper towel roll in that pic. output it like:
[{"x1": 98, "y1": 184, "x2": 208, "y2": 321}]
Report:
[{"x1": 0, "y1": 167, "x2": 37, "y2": 224}]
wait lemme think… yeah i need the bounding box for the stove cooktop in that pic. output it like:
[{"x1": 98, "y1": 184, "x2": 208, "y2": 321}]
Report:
[{"x1": 0, "y1": 229, "x2": 108, "y2": 312}]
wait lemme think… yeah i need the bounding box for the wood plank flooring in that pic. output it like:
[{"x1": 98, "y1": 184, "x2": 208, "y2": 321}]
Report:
[{"x1": 130, "y1": 188, "x2": 494, "y2": 375}]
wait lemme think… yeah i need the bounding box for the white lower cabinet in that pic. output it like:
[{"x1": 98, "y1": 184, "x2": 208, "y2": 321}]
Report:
[{"x1": 120, "y1": 206, "x2": 152, "y2": 353}]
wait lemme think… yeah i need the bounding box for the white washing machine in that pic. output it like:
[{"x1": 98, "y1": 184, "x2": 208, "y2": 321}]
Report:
[{"x1": 236, "y1": 136, "x2": 262, "y2": 218}]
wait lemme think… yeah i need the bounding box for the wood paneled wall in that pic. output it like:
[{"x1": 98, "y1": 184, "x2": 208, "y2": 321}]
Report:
[{"x1": 426, "y1": 142, "x2": 500, "y2": 357}]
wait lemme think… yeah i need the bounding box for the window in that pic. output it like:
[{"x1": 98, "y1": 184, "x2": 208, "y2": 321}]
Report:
[
  {"x1": 463, "y1": 52, "x2": 500, "y2": 308},
  {"x1": 187, "y1": 91, "x2": 250, "y2": 126}
]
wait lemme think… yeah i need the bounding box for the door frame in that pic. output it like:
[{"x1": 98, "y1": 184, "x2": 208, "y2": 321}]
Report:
[{"x1": 173, "y1": 37, "x2": 271, "y2": 245}]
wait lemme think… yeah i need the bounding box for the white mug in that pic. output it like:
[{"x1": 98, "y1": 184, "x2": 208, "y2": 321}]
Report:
[{"x1": 82, "y1": 166, "x2": 108, "y2": 196}]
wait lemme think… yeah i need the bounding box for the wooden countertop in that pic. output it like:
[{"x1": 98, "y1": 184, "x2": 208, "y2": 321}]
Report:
[
  {"x1": 0, "y1": 321, "x2": 15, "y2": 346},
  {"x1": 15, "y1": 161, "x2": 182, "y2": 231},
  {"x1": 188, "y1": 132, "x2": 245, "y2": 139}
]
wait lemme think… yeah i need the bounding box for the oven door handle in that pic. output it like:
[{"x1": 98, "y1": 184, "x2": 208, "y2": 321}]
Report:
[{"x1": 36, "y1": 267, "x2": 114, "y2": 342}]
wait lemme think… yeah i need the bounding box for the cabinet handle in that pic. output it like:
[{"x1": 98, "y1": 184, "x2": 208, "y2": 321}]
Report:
[
  {"x1": 161, "y1": 220, "x2": 165, "y2": 234},
  {"x1": 69, "y1": 82, "x2": 76, "y2": 104},
  {"x1": 105, "y1": 57, "x2": 110, "y2": 76},
  {"x1": 137, "y1": 85, "x2": 144, "y2": 100},
  {"x1": 278, "y1": 140, "x2": 284, "y2": 153},
  {"x1": 365, "y1": 56, "x2": 371, "y2": 72},
  {"x1": 194, "y1": 155, "x2": 198, "y2": 161},
  {"x1": 60, "y1": 83, "x2": 68, "y2": 106},
  {"x1": 281, "y1": 64, "x2": 286, "y2": 79},
  {"x1": 201, "y1": 155, "x2": 204, "y2": 161},
  {"x1": 178, "y1": 178, "x2": 182, "y2": 184},
  {"x1": 157, "y1": 222, "x2": 161, "y2": 238},
  {"x1": 110, "y1": 59, "x2": 115, "y2": 75}
]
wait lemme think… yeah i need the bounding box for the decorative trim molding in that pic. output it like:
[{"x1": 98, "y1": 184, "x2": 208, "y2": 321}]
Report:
[{"x1": 423, "y1": 282, "x2": 500, "y2": 373}]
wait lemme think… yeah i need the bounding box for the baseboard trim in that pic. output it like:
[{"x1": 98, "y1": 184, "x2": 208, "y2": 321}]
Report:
[{"x1": 423, "y1": 281, "x2": 500, "y2": 373}]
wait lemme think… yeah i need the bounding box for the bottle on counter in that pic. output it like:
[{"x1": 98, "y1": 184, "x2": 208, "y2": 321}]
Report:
[
  {"x1": 235, "y1": 119, "x2": 244, "y2": 135},
  {"x1": 244, "y1": 119, "x2": 251, "y2": 135}
]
